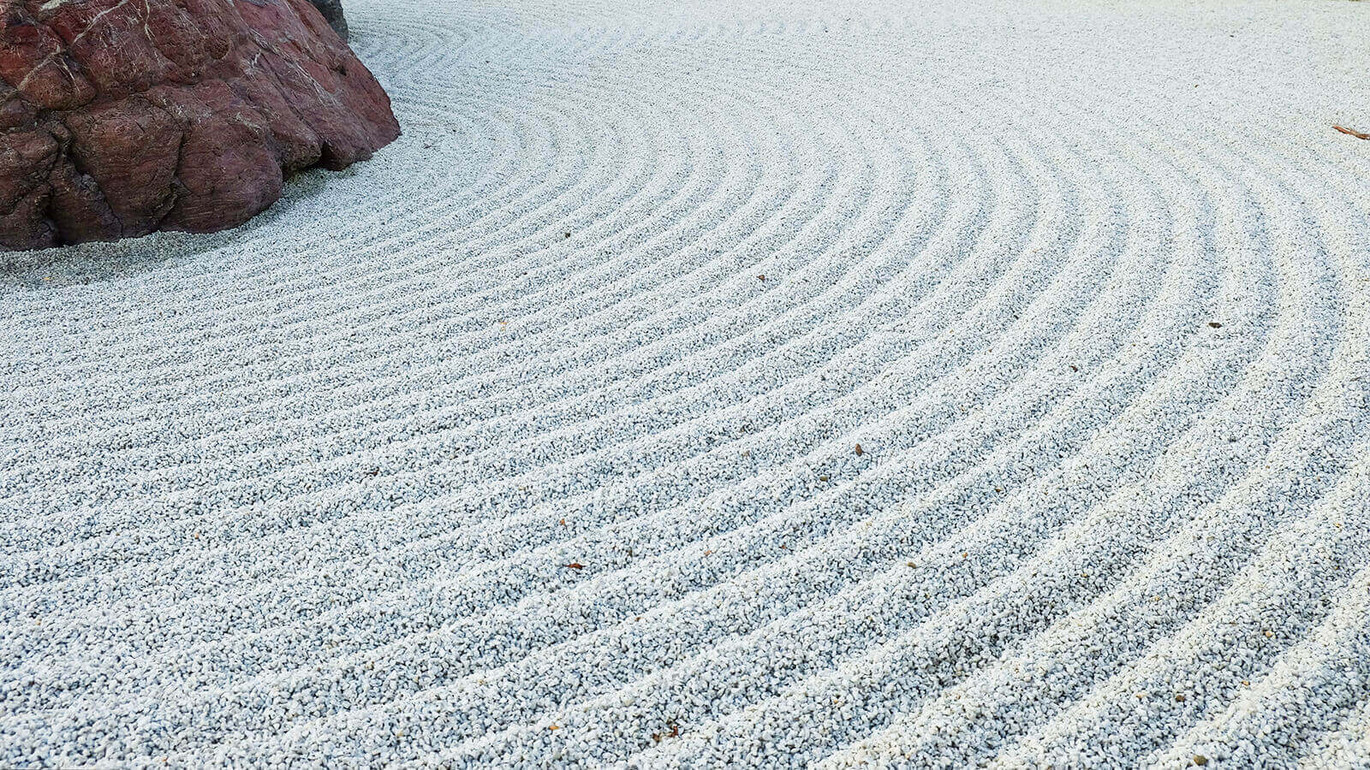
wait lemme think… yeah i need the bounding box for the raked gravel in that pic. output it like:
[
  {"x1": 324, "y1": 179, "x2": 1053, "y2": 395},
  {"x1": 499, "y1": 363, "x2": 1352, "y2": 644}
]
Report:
[{"x1": 3, "y1": 0, "x2": 1370, "y2": 766}]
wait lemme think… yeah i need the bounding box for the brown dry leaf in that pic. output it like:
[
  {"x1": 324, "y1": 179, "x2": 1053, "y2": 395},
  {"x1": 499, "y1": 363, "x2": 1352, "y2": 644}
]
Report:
[
  {"x1": 566, "y1": 562, "x2": 585, "y2": 570},
  {"x1": 653, "y1": 722, "x2": 680, "y2": 742},
  {"x1": 855, "y1": 443, "x2": 864, "y2": 456}
]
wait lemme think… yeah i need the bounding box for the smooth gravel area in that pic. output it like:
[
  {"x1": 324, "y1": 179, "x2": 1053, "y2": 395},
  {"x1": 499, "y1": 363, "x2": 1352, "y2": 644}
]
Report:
[{"x1": 3, "y1": 0, "x2": 1370, "y2": 766}]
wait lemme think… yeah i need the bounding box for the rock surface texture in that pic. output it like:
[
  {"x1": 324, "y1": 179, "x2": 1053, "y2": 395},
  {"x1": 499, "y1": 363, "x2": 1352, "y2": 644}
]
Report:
[
  {"x1": 0, "y1": 0, "x2": 399, "y2": 251},
  {"x1": 309, "y1": 0, "x2": 347, "y2": 41}
]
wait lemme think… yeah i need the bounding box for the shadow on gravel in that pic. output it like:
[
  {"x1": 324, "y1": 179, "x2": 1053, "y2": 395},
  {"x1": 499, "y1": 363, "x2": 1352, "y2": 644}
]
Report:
[{"x1": 0, "y1": 170, "x2": 343, "y2": 291}]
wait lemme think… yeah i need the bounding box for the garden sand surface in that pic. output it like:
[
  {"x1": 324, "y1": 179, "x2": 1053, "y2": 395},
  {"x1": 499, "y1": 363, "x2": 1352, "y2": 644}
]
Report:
[{"x1": 3, "y1": 0, "x2": 1370, "y2": 766}]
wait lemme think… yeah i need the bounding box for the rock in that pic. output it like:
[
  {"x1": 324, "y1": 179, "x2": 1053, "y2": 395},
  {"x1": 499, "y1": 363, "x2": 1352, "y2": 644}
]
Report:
[
  {"x1": 308, "y1": 0, "x2": 349, "y2": 42},
  {"x1": 0, "y1": 0, "x2": 399, "y2": 251}
]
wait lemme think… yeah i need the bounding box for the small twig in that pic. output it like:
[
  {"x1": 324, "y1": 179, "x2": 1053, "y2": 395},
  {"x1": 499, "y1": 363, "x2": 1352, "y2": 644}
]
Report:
[{"x1": 1334, "y1": 125, "x2": 1370, "y2": 140}]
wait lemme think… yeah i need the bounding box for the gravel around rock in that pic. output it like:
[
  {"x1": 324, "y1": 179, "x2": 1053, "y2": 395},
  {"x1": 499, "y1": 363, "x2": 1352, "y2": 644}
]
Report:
[{"x1": 2, "y1": 0, "x2": 1369, "y2": 766}]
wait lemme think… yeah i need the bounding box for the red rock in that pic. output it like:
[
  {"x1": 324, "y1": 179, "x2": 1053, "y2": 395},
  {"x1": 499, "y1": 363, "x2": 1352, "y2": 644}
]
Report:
[{"x1": 0, "y1": 0, "x2": 399, "y2": 251}]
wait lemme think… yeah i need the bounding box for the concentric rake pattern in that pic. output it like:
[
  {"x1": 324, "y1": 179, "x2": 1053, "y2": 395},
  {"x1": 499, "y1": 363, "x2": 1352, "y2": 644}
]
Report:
[{"x1": 2, "y1": 0, "x2": 1369, "y2": 766}]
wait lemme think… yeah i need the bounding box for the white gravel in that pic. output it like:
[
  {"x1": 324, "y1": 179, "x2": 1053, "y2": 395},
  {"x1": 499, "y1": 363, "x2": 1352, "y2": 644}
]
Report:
[{"x1": 3, "y1": 0, "x2": 1370, "y2": 766}]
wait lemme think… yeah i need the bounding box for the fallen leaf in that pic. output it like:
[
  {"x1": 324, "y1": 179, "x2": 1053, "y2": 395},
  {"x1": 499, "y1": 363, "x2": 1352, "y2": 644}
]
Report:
[
  {"x1": 855, "y1": 443, "x2": 864, "y2": 456},
  {"x1": 758, "y1": 275, "x2": 766, "y2": 281},
  {"x1": 653, "y1": 722, "x2": 680, "y2": 741},
  {"x1": 1208, "y1": 322, "x2": 1223, "y2": 329},
  {"x1": 566, "y1": 562, "x2": 584, "y2": 570},
  {"x1": 1335, "y1": 125, "x2": 1370, "y2": 140}
]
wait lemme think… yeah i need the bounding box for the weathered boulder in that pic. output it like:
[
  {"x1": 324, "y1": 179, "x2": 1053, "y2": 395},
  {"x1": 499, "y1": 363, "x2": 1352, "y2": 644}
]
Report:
[
  {"x1": 0, "y1": 0, "x2": 399, "y2": 251},
  {"x1": 309, "y1": 0, "x2": 348, "y2": 41}
]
